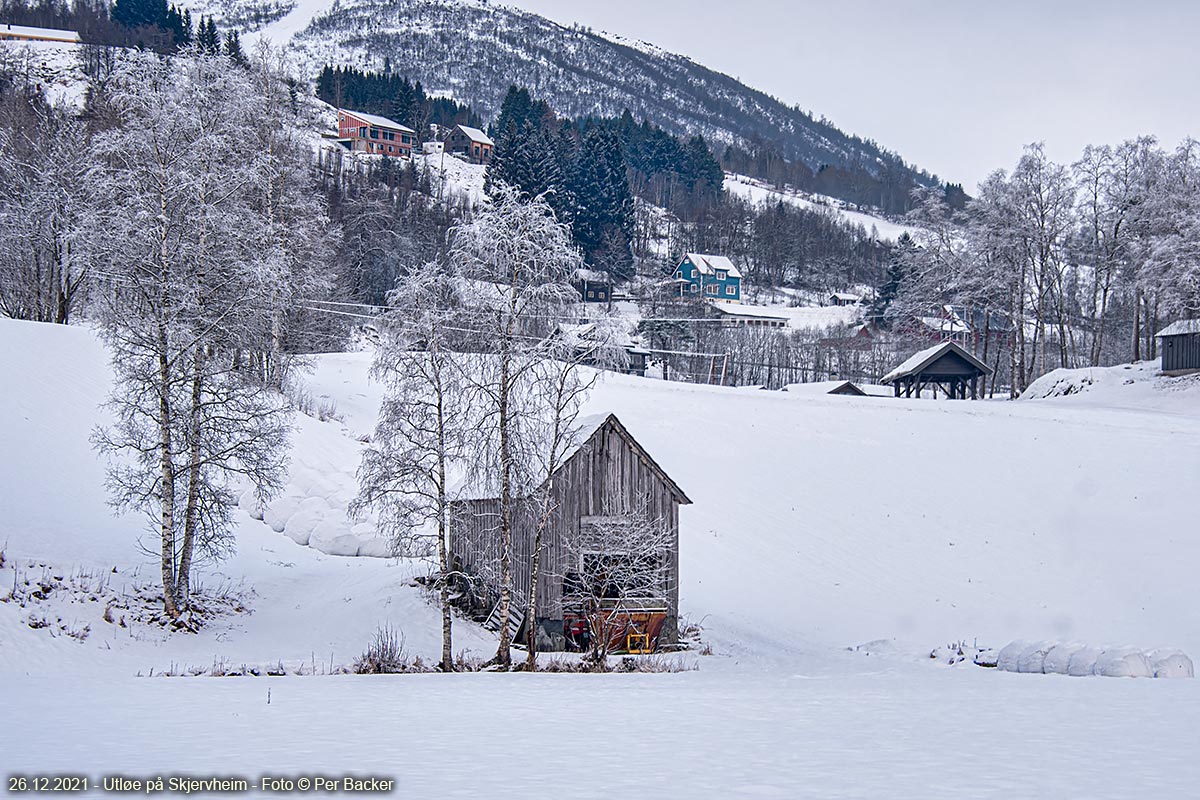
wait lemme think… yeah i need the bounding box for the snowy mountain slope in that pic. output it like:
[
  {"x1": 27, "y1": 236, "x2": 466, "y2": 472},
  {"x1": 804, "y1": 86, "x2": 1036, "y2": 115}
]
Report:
[
  {"x1": 725, "y1": 172, "x2": 921, "y2": 242},
  {"x1": 192, "y1": 0, "x2": 940, "y2": 205}
]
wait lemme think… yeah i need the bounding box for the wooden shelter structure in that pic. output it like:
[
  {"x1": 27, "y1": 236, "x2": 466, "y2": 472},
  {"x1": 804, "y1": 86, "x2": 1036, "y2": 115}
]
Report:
[
  {"x1": 1157, "y1": 320, "x2": 1200, "y2": 375},
  {"x1": 882, "y1": 341, "x2": 992, "y2": 399},
  {"x1": 449, "y1": 413, "x2": 691, "y2": 653}
]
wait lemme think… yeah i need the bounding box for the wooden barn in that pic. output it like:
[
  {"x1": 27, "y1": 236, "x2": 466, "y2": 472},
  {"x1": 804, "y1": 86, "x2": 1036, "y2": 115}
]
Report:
[
  {"x1": 449, "y1": 413, "x2": 691, "y2": 653},
  {"x1": 1157, "y1": 320, "x2": 1200, "y2": 375},
  {"x1": 882, "y1": 341, "x2": 992, "y2": 399}
]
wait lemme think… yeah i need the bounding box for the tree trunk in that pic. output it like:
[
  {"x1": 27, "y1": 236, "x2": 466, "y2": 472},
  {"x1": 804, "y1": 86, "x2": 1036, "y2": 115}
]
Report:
[
  {"x1": 1132, "y1": 288, "x2": 1142, "y2": 361},
  {"x1": 156, "y1": 326, "x2": 179, "y2": 619},
  {"x1": 175, "y1": 345, "x2": 206, "y2": 615},
  {"x1": 435, "y1": 370, "x2": 454, "y2": 671},
  {"x1": 494, "y1": 344, "x2": 513, "y2": 669}
]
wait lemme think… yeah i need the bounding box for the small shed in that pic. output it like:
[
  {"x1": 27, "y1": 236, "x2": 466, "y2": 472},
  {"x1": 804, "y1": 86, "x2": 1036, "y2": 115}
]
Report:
[
  {"x1": 1157, "y1": 320, "x2": 1200, "y2": 375},
  {"x1": 829, "y1": 292, "x2": 861, "y2": 307},
  {"x1": 449, "y1": 413, "x2": 691, "y2": 653},
  {"x1": 882, "y1": 341, "x2": 993, "y2": 399}
]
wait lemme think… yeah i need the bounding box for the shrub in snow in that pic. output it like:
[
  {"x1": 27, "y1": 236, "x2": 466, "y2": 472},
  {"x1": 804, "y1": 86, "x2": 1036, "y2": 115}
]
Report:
[
  {"x1": 973, "y1": 649, "x2": 998, "y2": 668},
  {"x1": 1017, "y1": 641, "x2": 1054, "y2": 674},
  {"x1": 352, "y1": 625, "x2": 423, "y2": 674},
  {"x1": 996, "y1": 640, "x2": 1028, "y2": 672},
  {"x1": 1043, "y1": 643, "x2": 1086, "y2": 675}
]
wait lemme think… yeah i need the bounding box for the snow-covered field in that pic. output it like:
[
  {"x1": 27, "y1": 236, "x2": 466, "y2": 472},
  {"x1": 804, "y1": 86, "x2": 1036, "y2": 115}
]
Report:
[{"x1": 3, "y1": 317, "x2": 1200, "y2": 796}]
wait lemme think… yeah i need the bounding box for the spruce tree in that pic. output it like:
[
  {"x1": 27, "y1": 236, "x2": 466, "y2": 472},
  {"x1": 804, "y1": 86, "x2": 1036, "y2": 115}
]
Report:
[
  {"x1": 225, "y1": 31, "x2": 247, "y2": 66},
  {"x1": 570, "y1": 126, "x2": 634, "y2": 280},
  {"x1": 868, "y1": 232, "x2": 915, "y2": 327}
]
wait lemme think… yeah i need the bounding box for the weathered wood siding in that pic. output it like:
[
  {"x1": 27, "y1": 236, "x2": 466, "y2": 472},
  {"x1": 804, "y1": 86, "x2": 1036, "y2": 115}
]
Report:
[
  {"x1": 448, "y1": 419, "x2": 684, "y2": 648},
  {"x1": 1162, "y1": 332, "x2": 1200, "y2": 373}
]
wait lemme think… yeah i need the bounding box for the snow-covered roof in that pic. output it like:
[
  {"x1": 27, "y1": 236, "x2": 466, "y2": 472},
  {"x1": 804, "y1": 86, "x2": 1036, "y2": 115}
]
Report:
[
  {"x1": 1156, "y1": 320, "x2": 1200, "y2": 338},
  {"x1": 683, "y1": 253, "x2": 742, "y2": 279},
  {"x1": 453, "y1": 125, "x2": 494, "y2": 146},
  {"x1": 573, "y1": 268, "x2": 609, "y2": 283},
  {"x1": 882, "y1": 341, "x2": 992, "y2": 384},
  {"x1": 917, "y1": 315, "x2": 970, "y2": 335},
  {"x1": 708, "y1": 300, "x2": 788, "y2": 322},
  {"x1": 0, "y1": 24, "x2": 80, "y2": 42},
  {"x1": 339, "y1": 108, "x2": 415, "y2": 133},
  {"x1": 557, "y1": 320, "x2": 637, "y2": 350},
  {"x1": 830, "y1": 293, "x2": 861, "y2": 302}
]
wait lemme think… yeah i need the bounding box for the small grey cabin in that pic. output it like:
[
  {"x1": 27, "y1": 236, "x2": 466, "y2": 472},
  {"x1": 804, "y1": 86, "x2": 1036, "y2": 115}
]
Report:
[
  {"x1": 449, "y1": 413, "x2": 691, "y2": 653},
  {"x1": 882, "y1": 341, "x2": 993, "y2": 399},
  {"x1": 1157, "y1": 320, "x2": 1200, "y2": 375}
]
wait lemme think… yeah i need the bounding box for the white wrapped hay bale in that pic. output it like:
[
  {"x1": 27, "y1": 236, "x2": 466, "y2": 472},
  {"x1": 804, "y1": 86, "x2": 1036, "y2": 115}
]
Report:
[
  {"x1": 992, "y1": 640, "x2": 1191, "y2": 678},
  {"x1": 996, "y1": 640, "x2": 1028, "y2": 672},
  {"x1": 1017, "y1": 641, "x2": 1054, "y2": 674},
  {"x1": 1149, "y1": 650, "x2": 1195, "y2": 679},
  {"x1": 1093, "y1": 648, "x2": 1153, "y2": 678},
  {"x1": 1067, "y1": 646, "x2": 1103, "y2": 676},
  {"x1": 1043, "y1": 643, "x2": 1085, "y2": 675}
]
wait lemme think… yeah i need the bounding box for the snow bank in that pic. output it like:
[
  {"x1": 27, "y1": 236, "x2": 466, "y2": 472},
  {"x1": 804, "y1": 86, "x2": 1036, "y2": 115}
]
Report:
[
  {"x1": 1022, "y1": 359, "x2": 1200, "y2": 410},
  {"x1": 997, "y1": 640, "x2": 1191, "y2": 679}
]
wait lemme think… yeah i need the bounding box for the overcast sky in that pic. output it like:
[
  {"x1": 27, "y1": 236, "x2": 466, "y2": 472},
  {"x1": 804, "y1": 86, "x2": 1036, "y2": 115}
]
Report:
[{"x1": 503, "y1": 0, "x2": 1199, "y2": 192}]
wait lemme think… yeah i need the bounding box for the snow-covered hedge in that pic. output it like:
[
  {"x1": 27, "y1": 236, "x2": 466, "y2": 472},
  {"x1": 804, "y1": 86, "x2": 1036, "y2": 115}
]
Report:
[{"x1": 996, "y1": 640, "x2": 1192, "y2": 678}]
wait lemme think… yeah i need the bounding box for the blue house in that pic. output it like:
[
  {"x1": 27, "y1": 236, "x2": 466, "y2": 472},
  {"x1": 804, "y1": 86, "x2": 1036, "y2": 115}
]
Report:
[{"x1": 673, "y1": 253, "x2": 742, "y2": 302}]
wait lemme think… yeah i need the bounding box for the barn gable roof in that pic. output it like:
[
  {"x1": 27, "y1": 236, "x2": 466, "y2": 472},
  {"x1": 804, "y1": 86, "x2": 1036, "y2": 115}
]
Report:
[
  {"x1": 573, "y1": 413, "x2": 692, "y2": 505},
  {"x1": 451, "y1": 412, "x2": 691, "y2": 505},
  {"x1": 882, "y1": 341, "x2": 993, "y2": 384},
  {"x1": 1156, "y1": 319, "x2": 1200, "y2": 337},
  {"x1": 0, "y1": 24, "x2": 80, "y2": 41}
]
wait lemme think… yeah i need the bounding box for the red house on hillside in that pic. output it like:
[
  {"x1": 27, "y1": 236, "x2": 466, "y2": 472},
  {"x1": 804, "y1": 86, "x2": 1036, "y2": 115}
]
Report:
[
  {"x1": 337, "y1": 109, "x2": 415, "y2": 157},
  {"x1": 446, "y1": 124, "x2": 494, "y2": 164}
]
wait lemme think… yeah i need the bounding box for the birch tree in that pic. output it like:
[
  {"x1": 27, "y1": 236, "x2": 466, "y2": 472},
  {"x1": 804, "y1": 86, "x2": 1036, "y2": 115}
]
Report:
[
  {"x1": 90, "y1": 51, "x2": 301, "y2": 620},
  {"x1": 452, "y1": 186, "x2": 582, "y2": 668},
  {"x1": 353, "y1": 260, "x2": 472, "y2": 670}
]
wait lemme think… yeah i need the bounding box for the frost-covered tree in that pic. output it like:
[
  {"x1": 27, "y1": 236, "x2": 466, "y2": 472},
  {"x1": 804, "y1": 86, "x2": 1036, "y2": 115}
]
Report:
[
  {"x1": 561, "y1": 503, "x2": 673, "y2": 670},
  {"x1": 353, "y1": 260, "x2": 473, "y2": 671},
  {"x1": 0, "y1": 104, "x2": 93, "y2": 324},
  {"x1": 1143, "y1": 139, "x2": 1200, "y2": 320},
  {"x1": 452, "y1": 186, "x2": 582, "y2": 668},
  {"x1": 245, "y1": 43, "x2": 336, "y2": 387},
  {"x1": 90, "y1": 51, "x2": 304, "y2": 620}
]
